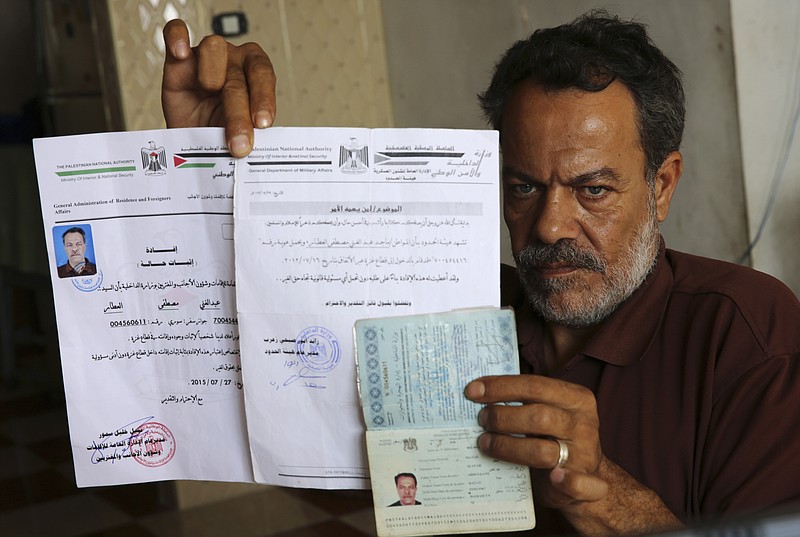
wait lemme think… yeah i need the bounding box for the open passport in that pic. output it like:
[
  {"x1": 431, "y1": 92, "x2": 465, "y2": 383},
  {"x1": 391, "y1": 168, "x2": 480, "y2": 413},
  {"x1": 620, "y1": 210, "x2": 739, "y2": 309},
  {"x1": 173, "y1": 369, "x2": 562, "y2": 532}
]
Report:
[{"x1": 354, "y1": 308, "x2": 536, "y2": 536}]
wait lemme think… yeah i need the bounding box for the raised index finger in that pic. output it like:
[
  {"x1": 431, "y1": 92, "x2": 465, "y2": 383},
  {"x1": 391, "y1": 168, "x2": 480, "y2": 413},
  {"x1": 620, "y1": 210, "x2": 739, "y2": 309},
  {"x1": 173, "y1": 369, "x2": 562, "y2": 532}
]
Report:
[
  {"x1": 163, "y1": 19, "x2": 192, "y2": 61},
  {"x1": 465, "y1": 374, "x2": 592, "y2": 408}
]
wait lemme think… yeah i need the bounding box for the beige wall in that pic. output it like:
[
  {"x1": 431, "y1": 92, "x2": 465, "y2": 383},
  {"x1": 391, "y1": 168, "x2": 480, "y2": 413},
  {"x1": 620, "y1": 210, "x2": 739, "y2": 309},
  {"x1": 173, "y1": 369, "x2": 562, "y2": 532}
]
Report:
[{"x1": 107, "y1": 0, "x2": 394, "y2": 131}]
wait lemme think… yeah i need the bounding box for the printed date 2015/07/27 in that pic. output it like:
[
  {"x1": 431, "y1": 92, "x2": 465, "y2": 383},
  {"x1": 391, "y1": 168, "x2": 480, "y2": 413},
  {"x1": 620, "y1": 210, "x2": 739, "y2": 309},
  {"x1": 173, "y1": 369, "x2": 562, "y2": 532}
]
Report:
[{"x1": 188, "y1": 378, "x2": 242, "y2": 388}]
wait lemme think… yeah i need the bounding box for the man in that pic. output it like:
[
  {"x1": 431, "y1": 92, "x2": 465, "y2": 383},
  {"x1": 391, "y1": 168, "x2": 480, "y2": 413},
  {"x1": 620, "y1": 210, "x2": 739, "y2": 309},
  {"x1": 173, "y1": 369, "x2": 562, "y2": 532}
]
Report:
[
  {"x1": 57, "y1": 227, "x2": 97, "y2": 278},
  {"x1": 161, "y1": 12, "x2": 800, "y2": 536},
  {"x1": 389, "y1": 472, "x2": 421, "y2": 506}
]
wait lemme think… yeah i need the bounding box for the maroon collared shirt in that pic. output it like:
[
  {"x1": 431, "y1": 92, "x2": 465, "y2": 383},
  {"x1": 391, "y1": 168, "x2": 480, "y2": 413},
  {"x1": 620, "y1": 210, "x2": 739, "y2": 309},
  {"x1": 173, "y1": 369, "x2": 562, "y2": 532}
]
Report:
[
  {"x1": 57, "y1": 259, "x2": 97, "y2": 279},
  {"x1": 505, "y1": 242, "x2": 800, "y2": 534}
]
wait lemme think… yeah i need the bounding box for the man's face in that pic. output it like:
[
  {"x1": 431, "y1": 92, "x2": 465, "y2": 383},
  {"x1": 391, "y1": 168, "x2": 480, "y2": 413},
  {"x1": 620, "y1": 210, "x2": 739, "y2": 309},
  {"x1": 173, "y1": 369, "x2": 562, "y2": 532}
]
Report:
[
  {"x1": 63, "y1": 232, "x2": 87, "y2": 268},
  {"x1": 396, "y1": 476, "x2": 417, "y2": 505},
  {"x1": 501, "y1": 80, "x2": 676, "y2": 327}
]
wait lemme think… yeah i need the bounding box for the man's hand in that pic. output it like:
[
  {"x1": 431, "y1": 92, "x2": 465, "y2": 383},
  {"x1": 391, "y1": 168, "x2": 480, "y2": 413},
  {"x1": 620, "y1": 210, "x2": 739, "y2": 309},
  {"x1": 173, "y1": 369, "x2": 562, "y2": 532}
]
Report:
[
  {"x1": 161, "y1": 19, "x2": 277, "y2": 157},
  {"x1": 465, "y1": 375, "x2": 683, "y2": 536}
]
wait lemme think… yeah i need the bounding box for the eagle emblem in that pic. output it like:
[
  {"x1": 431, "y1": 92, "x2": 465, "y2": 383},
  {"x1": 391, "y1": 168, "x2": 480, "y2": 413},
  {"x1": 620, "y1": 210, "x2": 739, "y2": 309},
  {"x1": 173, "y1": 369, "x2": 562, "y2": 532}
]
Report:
[{"x1": 141, "y1": 141, "x2": 167, "y2": 175}]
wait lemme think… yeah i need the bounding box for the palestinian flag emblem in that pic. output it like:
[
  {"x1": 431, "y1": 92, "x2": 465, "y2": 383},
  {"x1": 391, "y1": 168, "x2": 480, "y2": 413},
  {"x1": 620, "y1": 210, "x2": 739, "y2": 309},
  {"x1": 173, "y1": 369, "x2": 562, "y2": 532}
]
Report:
[{"x1": 173, "y1": 151, "x2": 233, "y2": 169}]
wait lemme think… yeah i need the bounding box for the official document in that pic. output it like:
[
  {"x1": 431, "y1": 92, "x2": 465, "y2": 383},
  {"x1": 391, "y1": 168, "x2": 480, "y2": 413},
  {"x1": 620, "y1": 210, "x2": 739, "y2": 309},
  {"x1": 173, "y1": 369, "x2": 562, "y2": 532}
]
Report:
[
  {"x1": 354, "y1": 309, "x2": 535, "y2": 536},
  {"x1": 234, "y1": 128, "x2": 500, "y2": 488},
  {"x1": 34, "y1": 126, "x2": 500, "y2": 488},
  {"x1": 33, "y1": 128, "x2": 253, "y2": 487}
]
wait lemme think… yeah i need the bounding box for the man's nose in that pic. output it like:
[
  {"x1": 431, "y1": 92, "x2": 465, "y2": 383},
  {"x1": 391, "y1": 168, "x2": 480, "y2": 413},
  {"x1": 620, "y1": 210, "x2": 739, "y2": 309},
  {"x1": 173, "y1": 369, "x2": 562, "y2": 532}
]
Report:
[{"x1": 532, "y1": 189, "x2": 580, "y2": 245}]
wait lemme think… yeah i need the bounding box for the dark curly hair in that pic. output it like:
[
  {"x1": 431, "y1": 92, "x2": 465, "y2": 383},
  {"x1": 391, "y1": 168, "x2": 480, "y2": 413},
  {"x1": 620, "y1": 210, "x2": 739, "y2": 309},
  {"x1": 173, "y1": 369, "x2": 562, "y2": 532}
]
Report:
[{"x1": 479, "y1": 11, "x2": 685, "y2": 183}]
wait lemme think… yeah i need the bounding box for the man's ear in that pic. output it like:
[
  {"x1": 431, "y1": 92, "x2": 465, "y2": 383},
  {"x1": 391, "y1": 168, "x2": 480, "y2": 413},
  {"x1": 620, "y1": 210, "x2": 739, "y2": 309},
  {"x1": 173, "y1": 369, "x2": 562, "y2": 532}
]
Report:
[{"x1": 654, "y1": 151, "x2": 682, "y2": 222}]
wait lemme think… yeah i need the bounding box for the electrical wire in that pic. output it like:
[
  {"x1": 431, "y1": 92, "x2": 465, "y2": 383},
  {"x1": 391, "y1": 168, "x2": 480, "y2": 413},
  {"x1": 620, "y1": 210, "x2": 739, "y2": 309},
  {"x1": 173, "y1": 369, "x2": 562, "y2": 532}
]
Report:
[{"x1": 737, "y1": 7, "x2": 800, "y2": 265}]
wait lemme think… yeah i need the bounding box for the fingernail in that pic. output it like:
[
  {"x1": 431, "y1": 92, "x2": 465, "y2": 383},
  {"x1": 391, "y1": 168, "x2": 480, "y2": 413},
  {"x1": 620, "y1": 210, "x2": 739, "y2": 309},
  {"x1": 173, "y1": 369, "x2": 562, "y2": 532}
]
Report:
[
  {"x1": 174, "y1": 40, "x2": 190, "y2": 59},
  {"x1": 550, "y1": 467, "x2": 566, "y2": 484},
  {"x1": 478, "y1": 433, "x2": 491, "y2": 452},
  {"x1": 477, "y1": 408, "x2": 487, "y2": 427},
  {"x1": 230, "y1": 135, "x2": 250, "y2": 157},
  {"x1": 254, "y1": 111, "x2": 273, "y2": 129},
  {"x1": 465, "y1": 381, "x2": 485, "y2": 400}
]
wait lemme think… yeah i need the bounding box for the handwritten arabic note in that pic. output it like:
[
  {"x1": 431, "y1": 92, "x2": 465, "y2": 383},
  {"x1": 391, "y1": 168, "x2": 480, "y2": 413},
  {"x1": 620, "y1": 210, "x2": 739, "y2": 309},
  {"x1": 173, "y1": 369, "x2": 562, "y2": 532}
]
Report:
[
  {"x1": 234, "y1": 128, "x2": 500, "y2": 488},
  {"x1": 33, "y1": 128, "x2": 255, "y2": 486}
]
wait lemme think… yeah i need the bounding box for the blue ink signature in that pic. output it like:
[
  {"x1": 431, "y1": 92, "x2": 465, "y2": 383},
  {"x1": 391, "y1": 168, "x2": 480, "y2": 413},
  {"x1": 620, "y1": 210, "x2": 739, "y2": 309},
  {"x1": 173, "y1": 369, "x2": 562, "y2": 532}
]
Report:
[{"x1": 283, "y1": 366, "x2": 326, "y2": 388}]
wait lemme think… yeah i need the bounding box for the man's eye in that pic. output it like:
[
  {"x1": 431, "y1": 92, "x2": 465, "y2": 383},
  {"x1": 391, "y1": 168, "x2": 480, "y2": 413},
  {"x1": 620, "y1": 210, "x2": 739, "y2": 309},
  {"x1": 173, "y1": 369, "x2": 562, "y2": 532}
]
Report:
[
  {"x1": 584, "y1": 185, "x2": 606, "y2": 197},
  {"x1": 512, "y1": 183, "x2": 535, "y2": 195}
]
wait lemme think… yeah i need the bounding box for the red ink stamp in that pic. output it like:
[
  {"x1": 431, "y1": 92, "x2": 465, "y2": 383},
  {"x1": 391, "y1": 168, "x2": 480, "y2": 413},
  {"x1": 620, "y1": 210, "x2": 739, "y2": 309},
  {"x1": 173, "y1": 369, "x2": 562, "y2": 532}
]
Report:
[{"x1": 129, "y1": 421, "x2": 176, "y2": 467}]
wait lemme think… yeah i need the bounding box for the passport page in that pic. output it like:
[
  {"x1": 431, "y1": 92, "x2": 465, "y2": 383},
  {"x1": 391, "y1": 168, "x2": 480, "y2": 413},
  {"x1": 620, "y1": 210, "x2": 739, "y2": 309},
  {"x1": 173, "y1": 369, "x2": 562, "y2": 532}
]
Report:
[{"x1": 354, "y1": 309, "x2": 535, "y2": 536}]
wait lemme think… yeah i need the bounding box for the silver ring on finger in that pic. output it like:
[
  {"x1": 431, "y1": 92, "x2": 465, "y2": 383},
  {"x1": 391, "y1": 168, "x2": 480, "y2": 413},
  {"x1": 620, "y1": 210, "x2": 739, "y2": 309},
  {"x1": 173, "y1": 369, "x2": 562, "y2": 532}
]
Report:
[{"x1": 554, "y1": 438, "x2": 569, "y2": 468}]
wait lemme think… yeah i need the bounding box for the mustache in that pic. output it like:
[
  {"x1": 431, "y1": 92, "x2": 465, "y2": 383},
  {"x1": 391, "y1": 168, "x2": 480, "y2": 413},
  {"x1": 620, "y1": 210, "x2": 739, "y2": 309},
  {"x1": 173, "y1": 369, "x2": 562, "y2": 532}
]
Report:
[{"x1": 515, "y1": 241, "x2": 605, "y2": 274}]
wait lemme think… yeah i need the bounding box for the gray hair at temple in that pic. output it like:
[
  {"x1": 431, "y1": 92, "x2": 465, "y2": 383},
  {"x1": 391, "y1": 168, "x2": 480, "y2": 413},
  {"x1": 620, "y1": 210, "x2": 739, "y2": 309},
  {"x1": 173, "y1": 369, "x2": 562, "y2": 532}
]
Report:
[{"x1": 478, "y1": 10, "x2": 686, "y2": 183}]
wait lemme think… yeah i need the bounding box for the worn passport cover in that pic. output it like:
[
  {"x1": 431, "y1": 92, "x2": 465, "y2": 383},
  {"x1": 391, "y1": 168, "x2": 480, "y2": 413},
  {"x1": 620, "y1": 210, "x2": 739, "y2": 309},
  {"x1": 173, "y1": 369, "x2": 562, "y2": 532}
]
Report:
[{"x1": 354, "y1": 308, "x2": 535, "y2": 536}]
